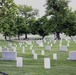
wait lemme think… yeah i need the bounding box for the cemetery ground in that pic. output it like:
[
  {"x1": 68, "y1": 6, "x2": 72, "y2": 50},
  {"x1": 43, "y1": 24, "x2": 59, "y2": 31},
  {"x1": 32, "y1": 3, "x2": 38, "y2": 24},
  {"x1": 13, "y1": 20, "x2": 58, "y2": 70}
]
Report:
[{"x1": 0, "y1": 39, "x2": 76, "y2": 75}]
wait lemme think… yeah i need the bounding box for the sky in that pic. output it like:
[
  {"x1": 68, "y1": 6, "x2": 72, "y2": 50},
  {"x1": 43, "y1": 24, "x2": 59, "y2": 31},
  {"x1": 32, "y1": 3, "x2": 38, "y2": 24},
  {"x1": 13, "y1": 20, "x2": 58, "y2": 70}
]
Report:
[{"x1": 14, "y1": 0, "x2": 76, "y2": 17}]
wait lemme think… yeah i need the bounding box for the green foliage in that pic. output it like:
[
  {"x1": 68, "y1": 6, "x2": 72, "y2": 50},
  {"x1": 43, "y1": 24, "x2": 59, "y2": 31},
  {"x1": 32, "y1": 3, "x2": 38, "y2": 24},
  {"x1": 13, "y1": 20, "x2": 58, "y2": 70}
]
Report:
[
  {"x1": 63, "y1": 11, "x2": 76, "y2": 36},
  {"x1": 33, "y1": 16, "x2": 49, "y2": 38},
  {"x1": 45, "y1": 0, "x2": 76, "y2": 39},
  {"x1": 18, "y1": 5, "x2": 38, "y2": 18},
  {"x1": 17, "y1": 5, "x2": 39, "y2": 39},
  {"x1": 0, "y1": 0, "x2": 18, "y2": 40}
]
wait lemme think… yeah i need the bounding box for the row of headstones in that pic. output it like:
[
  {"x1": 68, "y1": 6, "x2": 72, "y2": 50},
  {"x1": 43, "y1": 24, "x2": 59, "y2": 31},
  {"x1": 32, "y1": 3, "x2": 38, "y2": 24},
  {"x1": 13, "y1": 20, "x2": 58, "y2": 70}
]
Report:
[
  {"x1": 1, "y1": 48, "x2": 76, "y2": 68},
  {"x1": 16, "y1": 51, "x2": 76, "y2": 68},
  {"x1": 0, "y1": 44, "x2": 72, "y2": 54},
  {"x1": 7, "y1": 38, "x2": 76, "y2": 51},
  {"x1": 1, "y1": 43, "x2": 76, "y2": 59},
  {"x1": 16, "y1": 57, "x2": 55, "y2": 68},
  {"x1": 0, "y1": 39, "x2": 75, "y2": 53}
]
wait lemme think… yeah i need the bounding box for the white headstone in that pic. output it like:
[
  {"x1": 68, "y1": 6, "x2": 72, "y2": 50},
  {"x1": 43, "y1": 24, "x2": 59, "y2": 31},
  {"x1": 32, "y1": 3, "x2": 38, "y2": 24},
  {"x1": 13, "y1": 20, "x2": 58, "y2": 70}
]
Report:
[
  {"x1": 53, "y1": 53, "x2": 57, "y2": 60},
  {"x1": 31, "y1": 45, "x2": 33, "y2": 47},
  {"x1": 25, "y1": 45, "x2": 27, "y2": 47},
  {"x1": 30, "y1": 46, "x2": 32, "y2": 50},
  {"x1": 73, "y1": 39, "x2": 76, "y2": 43},
  {"x1": 26, "y1": 41, "x2": 32, "y2": 45},
  {"x1": 34, "y1": 53, "x2": 38, "y2": 60},
  {"x1": 8, "y1": 43, "x2": 12, "y2": 47},
  {"x1": 2, "y1": 51, "x2": 17, "y2": 60},
  {"x1": 15, "y1": 44, "x2": 17, "y2": 47},
  {"x1": 47, "y1": 42, "x2": 50, "y2": 44},
  {"x1": 50, "y1": 38, "x2": 54, "y2": 42},
  {"x1": 44, "y1": 58, "x2": 50, "y2": 69},
  {"x1": 3, "y1": 48, "x2": 9, "y2": 52},
  {"x1": 39, "y1": 43, "x2": 43, "y2": 47},
  {"x1": 16, "y1": 57, "x2": 23, "y2": 67},
  {"x1": 19, "y1": 43, "x2": 22, "y2": 47},
  {"x1": 41, "y1": 50, "x2": 44, "y2": 55},
  {"x1": 51, "y1": 44, "x2": 53, "y2": 47},
  {"x1": 60, "y1": 46, "x2": 67, "y2": 51},
  {"x1": 67, "y1": 43, "x2": 69, "y2": 47},
  {"x1": 12, "y1": 46, "x2": 16, "y2": 52},
  {"x1": 46, "y1": 46, "x2": 51, "y2": 51},
  {"x1": 22, "y1": 46, "x2": 25, "y2": 53},
  {"x1": 54, "y1": 40, "x2": 56, "y2": 44},
  {"x1": 32, "y1": 50, "x2": 35, "y2": 54},
  {"x1": 43, "y1": 38, "x2": 46, "y2": 43},
  {"x1": 67, "y1": 51, "x2": 76, "y2": 60},
  {"x1": 60, "y1": 40, "x2": 62, "y2": 44},
  {"x1": 59, "y1": 43, "x2": 61, "y2": 46},
  {"x1": 68, "y1": 40, "x2": 70, "y2": 44}
]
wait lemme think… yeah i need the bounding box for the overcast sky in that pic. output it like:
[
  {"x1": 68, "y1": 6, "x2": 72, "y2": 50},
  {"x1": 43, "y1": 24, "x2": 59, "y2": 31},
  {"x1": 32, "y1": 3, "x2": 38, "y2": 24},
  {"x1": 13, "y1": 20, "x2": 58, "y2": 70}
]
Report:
[{"x1": 14, "y1": 0, "x2": 76, "y2": 17}]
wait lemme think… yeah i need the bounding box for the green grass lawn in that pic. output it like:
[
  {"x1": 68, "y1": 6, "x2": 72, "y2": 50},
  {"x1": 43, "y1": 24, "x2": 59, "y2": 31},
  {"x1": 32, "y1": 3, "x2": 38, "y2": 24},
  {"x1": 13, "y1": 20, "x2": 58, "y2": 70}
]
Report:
[{"x1": 0, "y1": 39, "x2": 76, "y2": 75}]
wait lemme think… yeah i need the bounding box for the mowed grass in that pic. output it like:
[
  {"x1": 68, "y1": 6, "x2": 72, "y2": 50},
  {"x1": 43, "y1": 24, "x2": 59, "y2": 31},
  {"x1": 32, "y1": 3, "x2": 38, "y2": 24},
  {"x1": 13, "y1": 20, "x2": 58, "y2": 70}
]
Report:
[{"x1": 0, "y1": 39, "x2": 76, "y2": 75}]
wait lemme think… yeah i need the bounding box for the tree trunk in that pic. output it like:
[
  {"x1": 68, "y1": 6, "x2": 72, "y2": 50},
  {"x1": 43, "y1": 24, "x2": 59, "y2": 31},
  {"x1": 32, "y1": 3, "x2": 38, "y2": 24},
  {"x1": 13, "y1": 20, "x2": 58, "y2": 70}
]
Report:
[
  {"x1": 55, "y1": 32, "x2": 61, "y2": 40},
  {"x1": 42, "y1": 35, "x2": 45, "y2": 40},
  {"x1": 4, "y1": 35, "x2": 7, "y2": 41},
  {"x1": 18, "y1": 34, "x2": 20, "y2": 40},
  {"x1": 25, "y1": 34, "x2": 27, "y2": 39}
]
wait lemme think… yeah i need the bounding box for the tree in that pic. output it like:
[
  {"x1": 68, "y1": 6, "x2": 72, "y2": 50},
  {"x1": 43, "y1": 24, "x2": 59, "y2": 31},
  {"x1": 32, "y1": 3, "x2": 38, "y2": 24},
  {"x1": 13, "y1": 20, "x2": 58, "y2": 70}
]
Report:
[
  {"x1": 0, "y1": 0, "x2": 18, "y2": 40},
  {"x1": 15, "y1": 16, "x2": 31, "y2": 40},
  {"x1": 18, "y1": 5, "x2": 39, "y2": 39},
  {"x1": 45, "y1": 0, "x2": 70, "y2": 39},
  {"x1": 33, "y1": 16, "x2": 49, "y2": 38},
  {"x1": 63, "y1": 10, "x2": 76, "y2": 36}
]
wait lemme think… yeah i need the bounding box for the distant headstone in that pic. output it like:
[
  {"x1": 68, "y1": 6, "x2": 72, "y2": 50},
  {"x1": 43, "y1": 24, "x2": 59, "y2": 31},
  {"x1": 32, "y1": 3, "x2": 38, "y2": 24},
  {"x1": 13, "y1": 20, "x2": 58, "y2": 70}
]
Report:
[
  {"x1": 53, "y1": 53, "x2": 57, "y2": 60},
  {"x1": 3, "y1": 48, "x2": 9, "y2": 52},
  {"x1": 31, "y1": 45, "x2": 33, "y2": 48},
  {"x1": 41, "y1": 50, "x2": 44, "y2": 55},
  {"x1": 34, "y1": 53, "x2": 38, "y2": 60},
  {"x1": 67, "y1": 51, "x2": 76, "y2": 60},
  {"x1": 59, "y1": 43, "x2": 62, "y2": 46},
  {"x1": 44, "y1": 58, "x2": 50, "y2": 69},
  {"x1": 50, "y1": 38, "x2": 54, "y2": 42},
  {"x1": 25, "y1": 45, "x2": 27, "y2": 47},
  {"x1": 16, "y1": 57, "x2": 23, "y2": 67},
  {"x1": 22, "y1": 46, "x2": 25, "y2": 53},
  {"x1": 43, "y1": 38, "x2": 46, "y2": 42},
  {"x1": 47, "y1": 42, "x2": 50, "y2": 44},
  {"x1": 67, "y1": 43, "x2": 69, "y2": 47},
  {"x1": 54, "y1": 40, "x2": 56, "y2": 44},
  {"x1": 19, "y1": 43, "x2": 22, "y2": 47},
  {"x1": 60, "y1": 46, "x2": 67, "y2": 52},
  {"x1": 68, "y1": 40, "x2": 70, "y2": 43},
  {"x1": 12, "y1": 46, "x2": 16, "y2": 52},
  {"x1": 32, "y1": 50, "x2": 35, "y2": 54},
  {"x1": 74, "y1": 39, "x2": 76, "y2": 43},
  {"x1": 45, "y1": 46, "x2": 51, "y2": 51},
  {"x1": 51, "y1": 44, "x2": 53, "y2": 47},
  {"x1": 26, "y1": 41, "x2": 32, "y2": 45},
  {"x1": 39, "y1": 43, "x2": 43, "y2": 47},
  {"x1": 8, "y1": 43, "x2": 12, "y2": 47},
  {"x1": 30, "y1": 46, "x2": 32, "y2": 50}
]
